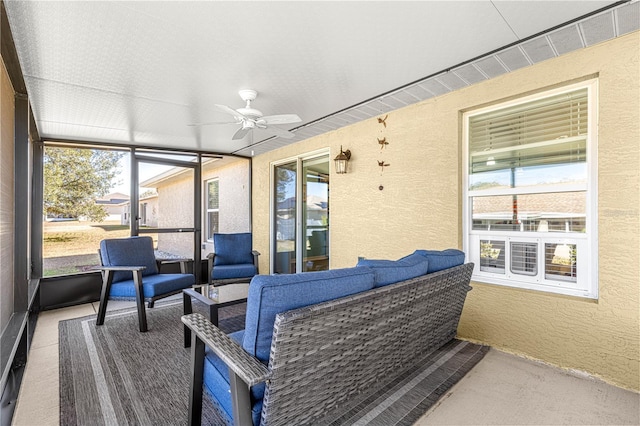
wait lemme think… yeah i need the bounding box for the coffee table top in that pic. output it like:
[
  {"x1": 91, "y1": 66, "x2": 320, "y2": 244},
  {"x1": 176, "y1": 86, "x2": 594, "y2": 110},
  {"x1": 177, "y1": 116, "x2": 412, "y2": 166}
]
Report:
[{"x1": 185, "y1": 283, "x2": 250, "y2": 305}]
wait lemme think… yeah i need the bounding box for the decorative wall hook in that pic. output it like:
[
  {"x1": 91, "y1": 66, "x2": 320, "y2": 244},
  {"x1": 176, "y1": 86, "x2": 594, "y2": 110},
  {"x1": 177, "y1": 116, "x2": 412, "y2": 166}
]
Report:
[
  {"x1": 377, "y1": 160, "x2": 390, "y2": 172},
  {"x1": 377, "y1": 114, "x2": 388, "y2": 128},
  {"x1": 377, "y1": 137, "x2": 389, "y2": 150}
]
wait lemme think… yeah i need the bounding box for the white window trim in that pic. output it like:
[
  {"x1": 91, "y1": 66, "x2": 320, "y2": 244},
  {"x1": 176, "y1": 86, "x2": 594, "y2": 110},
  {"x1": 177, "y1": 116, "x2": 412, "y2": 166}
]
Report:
[{"x1": 463, "y1": 79, "x2": 598, "y2": 299}]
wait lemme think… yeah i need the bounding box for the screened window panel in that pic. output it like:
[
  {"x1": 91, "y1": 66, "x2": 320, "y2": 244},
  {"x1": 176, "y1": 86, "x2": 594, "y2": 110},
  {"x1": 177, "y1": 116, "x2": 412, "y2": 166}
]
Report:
[
  {"x1": 207, "y1": 211, "x2": 219, "y2": 241},
  {"x1": 208, "y1": 180, "x2": 219, "y2": 209},
  {"x1": 545, "y1": 243, "x2": 577, "y2": 282},
  {"x1": 480, "y1": 240, "x2": 505, "y2": 274},
  {"x1": 510, "y1": 242, "x2": 538, "y2": 276}
]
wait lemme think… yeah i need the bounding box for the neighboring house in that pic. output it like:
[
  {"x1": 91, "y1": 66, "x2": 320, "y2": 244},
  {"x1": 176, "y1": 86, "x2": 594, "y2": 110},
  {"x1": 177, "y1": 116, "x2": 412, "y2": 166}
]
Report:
[
  {"x1": 119, "y1": 193, "x2": 159, "y2": 227},
  {"x1": 95, "y1": 192, "x2": 129, "y2": 222}
]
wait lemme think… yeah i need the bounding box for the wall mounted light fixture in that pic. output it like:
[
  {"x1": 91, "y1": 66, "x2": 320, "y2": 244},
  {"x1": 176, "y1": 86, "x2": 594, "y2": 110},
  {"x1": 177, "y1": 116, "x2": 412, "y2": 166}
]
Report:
[{"x1": 334, "y1": 146, "x2": 351, "y2": 174}]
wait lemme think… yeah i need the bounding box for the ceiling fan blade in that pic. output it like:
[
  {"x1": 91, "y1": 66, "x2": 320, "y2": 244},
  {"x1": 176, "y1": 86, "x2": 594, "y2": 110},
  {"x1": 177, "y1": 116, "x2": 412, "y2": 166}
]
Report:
[
  {"x1": 261, "y1": 114, "x2": 302, "y2": 125},
  {"x1": 232, "y1": 127, "x2": 251, "y2": 140},
  {"x1": 215, "y1": 104, "x2": 247, "y2": 121},
  {"x1": 263, "y1": 126, "x2": 296, "y2": 139},
  {"x1": 187, "y1": 120, "x2": 237, "y2": 127}
]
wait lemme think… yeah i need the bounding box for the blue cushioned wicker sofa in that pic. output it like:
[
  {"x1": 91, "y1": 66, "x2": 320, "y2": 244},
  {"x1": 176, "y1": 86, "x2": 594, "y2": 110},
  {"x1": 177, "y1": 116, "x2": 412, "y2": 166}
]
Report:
[{"x1": 182, "y1": 249, "x2": 471, "y2": 426}]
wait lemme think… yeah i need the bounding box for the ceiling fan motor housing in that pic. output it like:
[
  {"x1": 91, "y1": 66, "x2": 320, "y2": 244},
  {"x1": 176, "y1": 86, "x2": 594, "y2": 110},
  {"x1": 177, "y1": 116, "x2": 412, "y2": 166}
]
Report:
[{"x1": 237, "y1": 89, "x2": 262, "y2": 118}]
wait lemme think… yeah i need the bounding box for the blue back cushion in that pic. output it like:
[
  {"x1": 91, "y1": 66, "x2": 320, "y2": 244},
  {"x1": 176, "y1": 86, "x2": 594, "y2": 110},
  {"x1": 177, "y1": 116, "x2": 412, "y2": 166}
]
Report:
[
  {"x1": 243, "y1": 267, "x2": 375, "y2": 363},
  {"x1": 357, "y1": 253, "x2": 429, "y2": 287},
  {"x1": 100, "y1": 237, "x2": 159, "y2": 283},
  {"x1": 213, "y1": 233, "x2": 254, "y2": 266},
  {"x1": 414, "y1": 249, "x2": 465, "y2": 273}
]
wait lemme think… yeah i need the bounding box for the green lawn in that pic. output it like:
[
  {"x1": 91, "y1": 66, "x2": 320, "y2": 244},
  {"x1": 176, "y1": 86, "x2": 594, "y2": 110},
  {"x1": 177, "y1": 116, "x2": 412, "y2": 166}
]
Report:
[{"x1": 43, "y1": 221, "x2": 157, "y2": 276}]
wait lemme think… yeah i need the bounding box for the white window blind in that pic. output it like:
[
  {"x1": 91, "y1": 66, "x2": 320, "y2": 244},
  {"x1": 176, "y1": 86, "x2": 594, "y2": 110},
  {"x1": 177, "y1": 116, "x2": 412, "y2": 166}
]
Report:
[{"x1": 469, "y1": 88, "x2": 588, "y2": 174}]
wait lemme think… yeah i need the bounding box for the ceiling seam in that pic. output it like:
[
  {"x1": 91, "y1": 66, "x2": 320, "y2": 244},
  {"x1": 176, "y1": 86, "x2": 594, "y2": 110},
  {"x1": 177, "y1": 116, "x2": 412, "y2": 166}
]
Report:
[
  {"x1": 25, "y1": 75, "x2": 191, "y2": 107},
  {"x1": 489, "y1": 1, "x2": 521, "y2": 40}
]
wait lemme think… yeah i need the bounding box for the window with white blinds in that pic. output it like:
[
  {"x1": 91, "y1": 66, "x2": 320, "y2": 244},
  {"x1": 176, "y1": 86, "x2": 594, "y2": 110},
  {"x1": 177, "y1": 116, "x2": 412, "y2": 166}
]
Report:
[{"x1": 463, "y1": 80, "x2": 598, "y2": 298}]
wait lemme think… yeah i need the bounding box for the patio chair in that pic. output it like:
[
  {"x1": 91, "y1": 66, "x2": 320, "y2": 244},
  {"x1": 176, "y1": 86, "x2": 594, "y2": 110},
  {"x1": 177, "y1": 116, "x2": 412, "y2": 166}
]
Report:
[
  {"x1": 96, "y1": 236, "x2": 195, "y2": 332},
  {"x1": 207, "y1": 232, "x2": 260, "y2": 286}
]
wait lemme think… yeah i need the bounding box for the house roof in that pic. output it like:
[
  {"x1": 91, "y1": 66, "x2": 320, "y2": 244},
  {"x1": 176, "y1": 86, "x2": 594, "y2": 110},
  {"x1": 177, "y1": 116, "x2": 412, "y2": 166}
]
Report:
[{"x1": 4, "y1": 1, "x2": 637, "y2": 156}]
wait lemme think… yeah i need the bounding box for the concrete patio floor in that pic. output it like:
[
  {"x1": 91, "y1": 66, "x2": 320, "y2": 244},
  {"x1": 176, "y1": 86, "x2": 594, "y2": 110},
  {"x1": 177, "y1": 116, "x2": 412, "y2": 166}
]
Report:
[{"x1": 12, "y1": 299, "x2": 640, "y2": 425}]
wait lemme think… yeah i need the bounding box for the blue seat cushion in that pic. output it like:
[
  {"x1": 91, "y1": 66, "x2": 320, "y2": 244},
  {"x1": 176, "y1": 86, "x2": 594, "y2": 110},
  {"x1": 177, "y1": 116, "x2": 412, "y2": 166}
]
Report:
[
  {"x1": 243, "y1": 267, "x2": 375, "y2": 363},
  {"x1": 212, "y1": 264, "x2": 257, "y2": 280},
  {"x1": 357, "y1": 253, "x2": 430, "y2": 287},
  {"x1": 108, "y1": 273, "x2": 194, "y2": 299},
  {"x1": 213, "y1": 233, "x2": 254, "y2": 266},
  {"x1": 100, "y1": 237, "x2": 159, "y2": 283},
  {"x1": 204, "y1": 330, "x2": 264, "y2": 426},
  {"x1": 414, "y1": 249, "x2": 465, "y2": 273}
]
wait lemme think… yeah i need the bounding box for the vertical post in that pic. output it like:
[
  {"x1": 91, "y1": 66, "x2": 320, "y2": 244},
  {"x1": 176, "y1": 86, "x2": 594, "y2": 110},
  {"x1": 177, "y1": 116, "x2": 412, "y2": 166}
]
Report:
[
  {"x1": 14, "y1": 94, "x2": 29, "y2": 312},
  {"x1": 188, "y1": 334, "x2": 205, "y2": 426},
  {"x1": 229, "y1": 371, "x2": 254, "y2": 426},
  {"x1": 133, "y1": 269, "x2": 147, "y2": 332},
  {"x1": 96, "y1": 270, "x2": 114, "y2": 326},
  {"x1": 130, "y1": 148, "x2": 139, "y2": 236},
  {"x1": 183, "y1": 291, "x2": 192, "y2": 348},
  {"x1": 193, "y1": 154, "x2": 202, "y2": 284}
]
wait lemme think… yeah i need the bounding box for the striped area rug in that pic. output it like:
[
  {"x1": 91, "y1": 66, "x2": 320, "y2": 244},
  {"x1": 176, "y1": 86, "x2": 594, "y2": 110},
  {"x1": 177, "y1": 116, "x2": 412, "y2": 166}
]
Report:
[{"x1": 59, "y1": 302, "x2": 488, "y2": 425}]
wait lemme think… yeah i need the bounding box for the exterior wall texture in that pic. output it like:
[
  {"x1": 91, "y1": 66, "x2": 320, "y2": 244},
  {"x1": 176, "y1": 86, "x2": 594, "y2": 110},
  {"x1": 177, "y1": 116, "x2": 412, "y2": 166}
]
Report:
[
  {"x1": 153, "y1": 157, "x2": 250, "y2": 258},
  {"x1": 251, "y1": 32, "x2": 640, "y2": 390}
]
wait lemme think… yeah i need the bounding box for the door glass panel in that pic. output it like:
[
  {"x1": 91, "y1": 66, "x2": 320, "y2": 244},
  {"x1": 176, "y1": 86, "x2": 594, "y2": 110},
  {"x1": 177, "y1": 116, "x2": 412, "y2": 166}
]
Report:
[
  {"x1": 274, "y1": 162, "x2": 297, "y2": 274},
  {"x1": 136, "y1": 159, "x2": 196, "y2": 271},
  {"x1": 302, "y1": 157, "x2": 329, "y2": 272}
]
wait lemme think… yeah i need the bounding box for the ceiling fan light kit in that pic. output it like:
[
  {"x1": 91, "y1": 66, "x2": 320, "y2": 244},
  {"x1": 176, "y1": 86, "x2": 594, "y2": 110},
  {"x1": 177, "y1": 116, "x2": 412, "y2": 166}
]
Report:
[{"x1": 194, "y1": 89, "x2": 302, "y2": 141}]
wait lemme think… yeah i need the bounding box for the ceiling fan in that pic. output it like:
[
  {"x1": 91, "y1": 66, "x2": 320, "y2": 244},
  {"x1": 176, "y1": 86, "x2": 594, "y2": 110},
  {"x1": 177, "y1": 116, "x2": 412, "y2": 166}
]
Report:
[{"x1": 191, "y1": 89, "x2": 302, "y2": 140}]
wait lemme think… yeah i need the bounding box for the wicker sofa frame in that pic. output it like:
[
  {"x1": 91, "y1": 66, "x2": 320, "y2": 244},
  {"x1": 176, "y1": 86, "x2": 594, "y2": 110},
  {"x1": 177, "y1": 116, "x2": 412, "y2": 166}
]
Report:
[{"x1": 182, "y1": 262, "x2": 474, "y2": 426}]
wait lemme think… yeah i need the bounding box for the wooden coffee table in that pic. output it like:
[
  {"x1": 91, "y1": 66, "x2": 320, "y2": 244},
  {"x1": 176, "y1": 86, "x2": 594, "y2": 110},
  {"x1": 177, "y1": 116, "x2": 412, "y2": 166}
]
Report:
[{"x1": 182, "y1": 283, "x2": 250, "y2": 347}]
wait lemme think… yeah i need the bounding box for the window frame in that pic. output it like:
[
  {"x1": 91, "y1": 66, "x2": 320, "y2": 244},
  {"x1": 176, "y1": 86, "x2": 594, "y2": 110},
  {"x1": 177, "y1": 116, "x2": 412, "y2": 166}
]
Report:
[
  {"x1": 205, "y1": 178, "x2": 219, "y2": 242},
  {"x1": 462, "y1": 79, "x2": 598, "y2": 299}
]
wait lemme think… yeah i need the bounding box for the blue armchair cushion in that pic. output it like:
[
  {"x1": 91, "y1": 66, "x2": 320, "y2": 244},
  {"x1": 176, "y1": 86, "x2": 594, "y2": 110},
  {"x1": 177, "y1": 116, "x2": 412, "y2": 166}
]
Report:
[
  {"x1": 213, "y1": 233, "x2": 255, "y2": 266},
  {"x1": 357, "y1": 253, "x2": 430, "y2": 287},
  {"x1": 211, "y1": 264, "x2": 257, "y2": 280},
  {"x1": 204, "y1": 330, "x2": 264, "y2": 426},
  {"x1": 414, "y1": 249, "x2": 465, "y2": 273},
  {"x1": 243, "y1": 267, "x2": 376, "y2": 365},
  {"x1": 108, "y1": 273, "x2": 194, "y2": 299},
  {"x1": 100, "y1": 237, "x2": 159, "y2": 283}
]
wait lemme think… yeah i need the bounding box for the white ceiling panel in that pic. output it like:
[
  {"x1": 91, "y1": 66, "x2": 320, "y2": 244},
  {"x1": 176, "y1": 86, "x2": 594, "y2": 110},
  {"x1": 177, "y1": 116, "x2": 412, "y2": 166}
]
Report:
[{"x1": 4, "y1": 1, "x2": 632, "y2": 156}]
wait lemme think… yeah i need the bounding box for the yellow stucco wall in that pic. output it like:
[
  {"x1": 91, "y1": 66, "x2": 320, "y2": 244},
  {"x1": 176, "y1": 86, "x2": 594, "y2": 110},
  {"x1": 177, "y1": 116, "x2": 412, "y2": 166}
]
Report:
[{"x1": 251, "y1": 32, "x2": 639, "y2": 390}]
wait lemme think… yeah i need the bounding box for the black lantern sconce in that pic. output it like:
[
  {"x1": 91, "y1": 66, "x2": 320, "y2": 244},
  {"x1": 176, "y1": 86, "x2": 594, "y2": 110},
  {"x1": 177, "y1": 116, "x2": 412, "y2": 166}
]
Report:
[{"x1": 334, "y1": 146, "x2": 351, "y2": 174}]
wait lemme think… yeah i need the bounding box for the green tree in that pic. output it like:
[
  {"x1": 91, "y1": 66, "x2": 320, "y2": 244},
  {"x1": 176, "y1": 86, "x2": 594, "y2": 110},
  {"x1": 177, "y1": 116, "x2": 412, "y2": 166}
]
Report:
[{"x1": 44, "y1": 147, "x2": 125, "y2": 221}]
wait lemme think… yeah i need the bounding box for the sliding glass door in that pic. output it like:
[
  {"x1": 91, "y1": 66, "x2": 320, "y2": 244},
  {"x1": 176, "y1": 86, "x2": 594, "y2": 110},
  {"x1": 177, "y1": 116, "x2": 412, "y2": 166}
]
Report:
[{"x1": 272, "y1": 152, "x2": 329, "y2": 274}]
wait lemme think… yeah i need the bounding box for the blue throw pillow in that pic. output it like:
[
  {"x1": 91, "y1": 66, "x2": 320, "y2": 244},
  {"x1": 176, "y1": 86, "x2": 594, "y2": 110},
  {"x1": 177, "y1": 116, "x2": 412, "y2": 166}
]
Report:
[
  {"x1": 357, "y1": 253, "x2": 429, "y2": 287},
  {"x1": 243, "y1": 267, "x2": 375, "y2": 363},
  {"x1": 413, "y1": 249, "x2": 465, "y2": 273}
]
